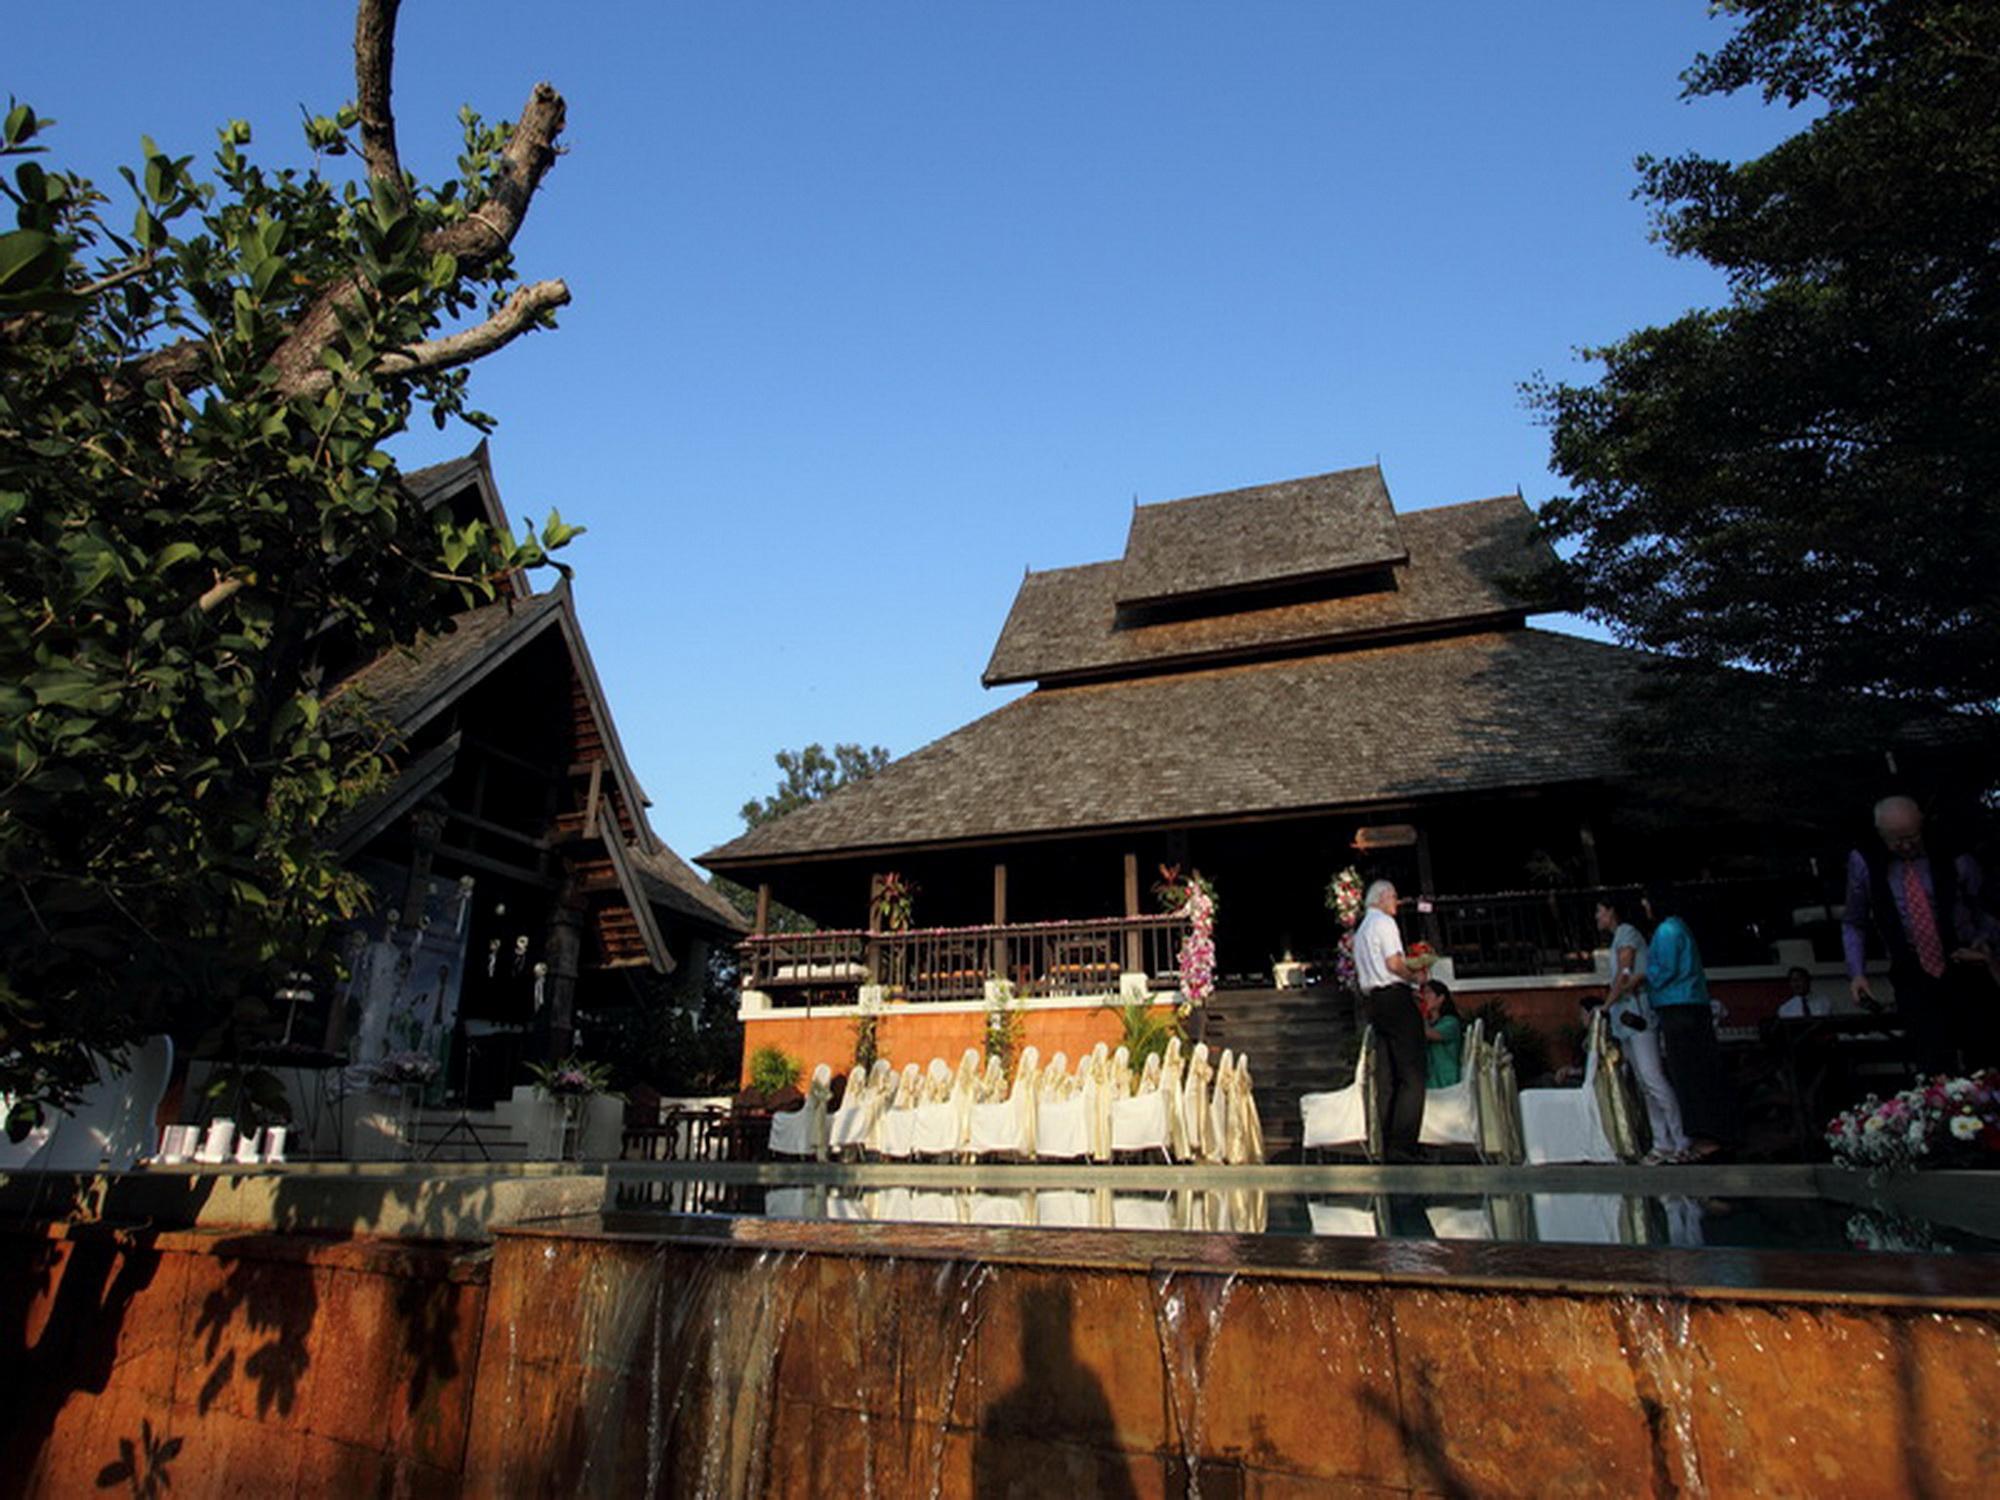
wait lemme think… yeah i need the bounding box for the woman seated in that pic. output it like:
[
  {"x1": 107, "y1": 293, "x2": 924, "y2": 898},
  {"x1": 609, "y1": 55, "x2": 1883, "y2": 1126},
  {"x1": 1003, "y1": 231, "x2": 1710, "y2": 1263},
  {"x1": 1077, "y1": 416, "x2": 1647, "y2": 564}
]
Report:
[{"x1": 1420, "y1": 980, "x2": 1463, "y2": 1089}]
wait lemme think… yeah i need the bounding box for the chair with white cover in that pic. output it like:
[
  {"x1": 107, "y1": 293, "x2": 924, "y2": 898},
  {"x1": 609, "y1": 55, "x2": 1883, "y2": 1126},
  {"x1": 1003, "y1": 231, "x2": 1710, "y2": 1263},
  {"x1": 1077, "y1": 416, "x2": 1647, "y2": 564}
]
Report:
[
  {"x1": 1159, "y1": 1037, "x2": 1188, "y2": 1161},
  {"x1": 968, "y1": 1047, "x2": 1039, "y2": 1158},
  {"x1": 768, "y1": 1062, "x2": 833, "y2": 1158},
  {"x1": 827, "y1": 1065, "x2": 873, "y2": 1155},
  {"x1": 1033, "y1": 1055, "x2": 1093, "y2": 1160},
  {"x1": 1477, "y1": 1033, "x2": 1525, "y2": 1164},
  {"x1": 1307, "y1": 1199, "x2": 1383, "y2": 1237},
  {"x1": 1181, "y1": 1043, "x2": 1215, "y2": 1162},
  {"x1": 1300, "y1": 1027, "x2": 1379, "y2": 1160},
  {"x1": 1530, "y1": 1192, "x2": 1626, "y2": 1244},
  {"x1": 1109, "y1": 1052, "x2": 1172, "y2": 1160},
  {"x1": 1519, "y1": 1012, "x2": 1619, "y2": 1164},
  {"x1": 1225, "y1": 1052, "x2": 1265, "y2": 1165},
  {"x1": 912, "y1": 1053, "x2": 973, "y2": 1157},
  {"x1": 875, "y1": 1063, "x2": 924, "y2": 1159},
  {"x1": 1418, "y1": 1018, "x2": 1485, "y2": 1153}
]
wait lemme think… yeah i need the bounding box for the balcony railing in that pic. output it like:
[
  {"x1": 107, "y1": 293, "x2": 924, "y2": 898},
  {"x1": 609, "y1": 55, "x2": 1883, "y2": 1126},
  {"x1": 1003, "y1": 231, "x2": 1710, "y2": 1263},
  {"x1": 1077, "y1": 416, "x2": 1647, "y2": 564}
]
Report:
[
  {"x1": 1430, "y1": 877, "x2": 1831, "y2": 980},
  {"x1": 740, "y1": 914, "x2": 1191, "y2": 1007}
]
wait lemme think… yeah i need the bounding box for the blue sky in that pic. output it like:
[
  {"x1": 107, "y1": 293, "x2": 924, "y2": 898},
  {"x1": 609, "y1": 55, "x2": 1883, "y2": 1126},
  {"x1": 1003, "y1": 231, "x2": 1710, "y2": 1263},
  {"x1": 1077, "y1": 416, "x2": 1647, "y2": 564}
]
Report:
[{"x1": 15, "y1": 3, "x2": 1802, "y2": 862}]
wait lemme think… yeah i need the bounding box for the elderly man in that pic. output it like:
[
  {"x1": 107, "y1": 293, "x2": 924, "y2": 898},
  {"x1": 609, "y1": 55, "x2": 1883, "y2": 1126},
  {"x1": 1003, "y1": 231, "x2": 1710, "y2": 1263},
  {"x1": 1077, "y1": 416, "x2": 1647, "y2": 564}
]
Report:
[
  {"x1": 1845, "y1": 795, "x2": 2000, "y2": 1074},
  {"x1": 1354, "y1": 879, "x2": 1426, "y2": 1160}
]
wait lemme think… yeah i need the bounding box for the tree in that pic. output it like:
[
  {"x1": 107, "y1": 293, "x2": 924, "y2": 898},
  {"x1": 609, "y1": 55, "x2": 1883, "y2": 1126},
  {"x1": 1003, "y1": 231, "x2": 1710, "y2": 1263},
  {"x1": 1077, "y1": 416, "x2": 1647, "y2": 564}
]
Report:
[
  {"x1": 712, "y1": 742, "x2": 892, "y2": 928},
  {"x1": 0, "y1": 1, "x2": 577, "y2": 1131},
  {"x1": 739, "y1": 742, "x2": 892, "y2": 829},
  {"x1": 1529, "y1": 2, "x2": 2000, "y2": 730}
]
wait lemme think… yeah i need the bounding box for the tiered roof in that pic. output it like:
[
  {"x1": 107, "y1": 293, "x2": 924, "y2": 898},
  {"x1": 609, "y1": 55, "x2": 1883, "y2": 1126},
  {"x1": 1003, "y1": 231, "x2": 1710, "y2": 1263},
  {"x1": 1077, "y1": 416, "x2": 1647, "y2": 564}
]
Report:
[{"x1": 703, "y1": 464, "x2": 1626, "y2": 871}]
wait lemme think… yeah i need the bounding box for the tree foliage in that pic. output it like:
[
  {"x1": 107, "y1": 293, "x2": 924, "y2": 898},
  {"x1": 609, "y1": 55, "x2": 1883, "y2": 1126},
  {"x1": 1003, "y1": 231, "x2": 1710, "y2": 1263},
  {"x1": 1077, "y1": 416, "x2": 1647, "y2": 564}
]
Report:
[
  {"x1": 1529, "y1": 1, "x2": 2000, "y2": 724},
  {"x1": 0, "y1": 2, "x2": 575, "y2": 1130},
  {"x1": 739, "y1": 742, "x2": 892, "y2": 829}
]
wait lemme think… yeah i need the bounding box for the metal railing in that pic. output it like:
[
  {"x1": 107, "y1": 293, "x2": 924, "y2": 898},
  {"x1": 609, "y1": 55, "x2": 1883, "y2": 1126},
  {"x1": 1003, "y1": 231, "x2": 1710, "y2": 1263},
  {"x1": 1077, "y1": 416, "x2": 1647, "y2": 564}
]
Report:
[
  {"x1": 1429, "y1": 877, "x2": 1828, "y2": 980},
  {"x1": 739, "y1": 914, "x2": 1190, "y2": 1007}
]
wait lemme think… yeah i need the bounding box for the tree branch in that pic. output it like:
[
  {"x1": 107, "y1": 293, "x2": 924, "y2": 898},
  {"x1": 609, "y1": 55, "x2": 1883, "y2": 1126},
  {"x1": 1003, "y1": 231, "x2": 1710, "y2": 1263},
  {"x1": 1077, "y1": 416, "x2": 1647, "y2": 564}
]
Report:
[
  {"x1": 260, "y1": 79, "x2": 567, "y2": 397},
  {"x1": 353, "y1": 0, "x2": 404, "y2": 189},
  {"x1": 286, "y1": 279, "x2": 569, "y2": 398}
]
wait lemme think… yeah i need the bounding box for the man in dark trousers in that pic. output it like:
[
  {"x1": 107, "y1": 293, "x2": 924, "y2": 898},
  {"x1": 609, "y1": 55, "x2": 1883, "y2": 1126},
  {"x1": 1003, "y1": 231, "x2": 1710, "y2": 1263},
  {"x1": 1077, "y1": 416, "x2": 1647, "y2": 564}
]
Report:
[
  {"x1": 1354, "y1": 879, "x2": 1426, "y2": 1160},
  {"x1": 1844, "y1": 794, "x2": 2000, "y2": 1075}
]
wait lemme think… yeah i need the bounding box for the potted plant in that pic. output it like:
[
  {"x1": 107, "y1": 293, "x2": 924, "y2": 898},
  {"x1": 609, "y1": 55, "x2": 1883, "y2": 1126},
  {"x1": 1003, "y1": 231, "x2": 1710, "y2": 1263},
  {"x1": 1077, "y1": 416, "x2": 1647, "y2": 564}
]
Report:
[{"x1": 526, "y1": 1056, "x2": 618, "y2": 1161}]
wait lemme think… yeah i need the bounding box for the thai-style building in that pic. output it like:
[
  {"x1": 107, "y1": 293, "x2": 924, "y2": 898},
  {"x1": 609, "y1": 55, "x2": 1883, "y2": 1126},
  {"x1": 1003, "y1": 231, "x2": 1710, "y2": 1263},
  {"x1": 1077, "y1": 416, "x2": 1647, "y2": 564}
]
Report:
[
  {"x1": 312, "y1": 445, "x2": 744, "y2": 1117},
  {"x1": 701, "y1": 465, "x2": 1843, "y2": 1147}
]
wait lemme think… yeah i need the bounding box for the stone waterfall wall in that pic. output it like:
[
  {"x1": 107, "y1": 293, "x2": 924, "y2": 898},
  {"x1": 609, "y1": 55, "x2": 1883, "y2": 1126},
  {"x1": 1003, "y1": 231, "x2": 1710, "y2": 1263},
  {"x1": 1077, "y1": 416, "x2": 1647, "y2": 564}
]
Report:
[{"x1": 7, "y1": 1217, "x2": 2000, "y2": 1497}]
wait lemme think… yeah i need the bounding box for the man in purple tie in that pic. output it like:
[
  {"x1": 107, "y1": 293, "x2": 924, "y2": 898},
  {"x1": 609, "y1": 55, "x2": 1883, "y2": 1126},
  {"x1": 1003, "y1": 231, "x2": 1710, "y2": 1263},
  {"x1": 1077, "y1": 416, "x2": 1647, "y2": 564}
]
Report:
[{"x1": 1844, "y1": 795, "x2": 2000, "y2": 1075}]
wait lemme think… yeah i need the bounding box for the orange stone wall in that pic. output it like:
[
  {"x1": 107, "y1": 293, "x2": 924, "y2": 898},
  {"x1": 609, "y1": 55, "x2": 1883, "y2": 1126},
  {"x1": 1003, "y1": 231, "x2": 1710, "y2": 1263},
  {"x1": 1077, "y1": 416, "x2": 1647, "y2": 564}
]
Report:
[
  {"x1": 740, "y1": 1003, "x2": 1178, "y2": 1087},
  {"x1": 468, "y1": 1228, "x2": 2000, "y2": 1498},
  {"x1": 1, "y1": 1224, "x2": 489, "y2": 1497}
]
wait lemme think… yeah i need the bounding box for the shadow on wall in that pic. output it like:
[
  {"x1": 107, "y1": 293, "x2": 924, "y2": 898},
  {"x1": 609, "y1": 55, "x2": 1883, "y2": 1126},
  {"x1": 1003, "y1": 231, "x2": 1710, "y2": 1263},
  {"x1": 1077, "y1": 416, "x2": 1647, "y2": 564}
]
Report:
[
  {"x1": 975, "y1": 1282, "x2": 1139, "y2": 1500},
  {"x1": 0, "y1": 1166, "x2": 500, "y2": 1491}
]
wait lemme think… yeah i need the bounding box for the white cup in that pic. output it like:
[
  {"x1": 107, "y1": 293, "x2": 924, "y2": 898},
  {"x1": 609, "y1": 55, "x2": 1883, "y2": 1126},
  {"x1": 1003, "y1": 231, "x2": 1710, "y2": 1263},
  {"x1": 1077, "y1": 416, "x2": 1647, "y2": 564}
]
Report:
[
  {"x1": 197, "y1": 1118, "x2": 235, "y2": 1164},
  {"x1": 261, "y1": 1127, "x2": 288, "y2": 1164},
  {"x1": 234, "y1": 1129, "x2": 263, "y2": 1164}
]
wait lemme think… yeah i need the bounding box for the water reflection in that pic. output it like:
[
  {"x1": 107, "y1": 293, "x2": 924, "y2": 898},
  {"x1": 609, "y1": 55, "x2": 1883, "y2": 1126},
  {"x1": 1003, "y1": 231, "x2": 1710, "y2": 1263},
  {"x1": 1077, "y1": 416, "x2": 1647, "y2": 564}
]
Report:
[{"x1": 607, "y1": 1177, "x2": 1993, "y2": 1255}]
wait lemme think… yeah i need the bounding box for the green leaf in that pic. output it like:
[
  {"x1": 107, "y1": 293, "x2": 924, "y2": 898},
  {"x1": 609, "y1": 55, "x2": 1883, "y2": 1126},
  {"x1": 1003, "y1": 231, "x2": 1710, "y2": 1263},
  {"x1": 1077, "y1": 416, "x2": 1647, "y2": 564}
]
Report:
[{"x1": 151, "y1": 541, "x2": 201, "y2": 573}]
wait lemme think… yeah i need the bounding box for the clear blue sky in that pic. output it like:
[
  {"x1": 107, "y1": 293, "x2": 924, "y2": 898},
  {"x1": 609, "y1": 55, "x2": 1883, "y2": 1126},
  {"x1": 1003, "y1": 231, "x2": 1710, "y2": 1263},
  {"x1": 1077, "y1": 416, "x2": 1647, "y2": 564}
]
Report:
[{"x1": 16, "y1": 3, "x2": 1801, "y2": 863}]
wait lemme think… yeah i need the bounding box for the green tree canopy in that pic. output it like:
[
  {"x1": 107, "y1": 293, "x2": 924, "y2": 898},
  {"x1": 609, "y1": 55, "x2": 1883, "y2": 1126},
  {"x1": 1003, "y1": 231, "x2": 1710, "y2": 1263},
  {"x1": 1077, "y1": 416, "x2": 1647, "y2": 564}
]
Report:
[
  {"x1": 1529, "y1": 1, "x2": 2000, "y2": 724},
  {"x1": 0, "y1": 0, "x2": 576, "y2": 1129},
  {"x1": 739, "y1": 742, "x2": 891, "y2": 829}
]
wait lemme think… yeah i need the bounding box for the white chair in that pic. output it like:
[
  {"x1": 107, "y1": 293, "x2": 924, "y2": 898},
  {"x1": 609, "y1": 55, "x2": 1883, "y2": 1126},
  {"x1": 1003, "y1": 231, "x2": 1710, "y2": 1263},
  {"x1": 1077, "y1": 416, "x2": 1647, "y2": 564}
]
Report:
[
  {"x1": 912, "y1": 1054, "x2": 972, "y2": 1157},
  {"x1": 1300, "y1": 1027, "x2": 1378, "y2": 1159},
  {"x1": 1110, "y1": 1053, "x2": 1172, "y2": 1159},
  {"x1": 1519, "y1": 1013, "x2": 1620, "y2": 1164},
  {"x1": 1530, "y1": 1192, "x2": 1625, "y2": 1244},
  {"x1": 966, "y1": 1191, "x2": 1031, "y2": 1226},
  {"x1": 968, "y1": 1047, "x2": 1038, "y2": 1158},
  {"x1": 827, "y1": 1065, "x2": 873, "y2": 1155},
  {"x1": 1418, "y1": 1019, "x2": 1484, "y2": 1151},
  {"x1": 1159, "y1": 1038, "x2": 1189, "y2": 1161},
  {"x1": 1425, "y1": 1203, "x2": 1494, "y2": 1240},
  {"x1": 1034, "y1": 1054, "x2": 1094, "y2": 1160},
  {"x1": 1032, "y1": 1189, "x2": 1098, "y2": 1226},
  {"x1": 768, "y1": 1062, "x2": 832, "y2": 1158},
  {"x1": 1110, "y1": 1193, "x2": 1175, "y2": 1230},
  {"x1": 1219, "y1": 1052, "x2": 1265, "y2": 1164},
  {"x1": 1181, "y1": 1043, "x2": 1214, "y2": 1162},
  {"x1": 875, "y1": 1063, "x2": 924, "y2": 1159}
]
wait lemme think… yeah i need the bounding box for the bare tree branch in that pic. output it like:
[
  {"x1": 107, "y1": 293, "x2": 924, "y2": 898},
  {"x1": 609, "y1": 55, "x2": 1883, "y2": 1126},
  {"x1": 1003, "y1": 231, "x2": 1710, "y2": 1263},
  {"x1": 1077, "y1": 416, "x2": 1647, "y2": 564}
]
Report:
[
  {"x1": 353, "y1": 0, "x2": 404, "y2": 189},
  {"x1": 285, "y1": 279, "x2": 569, "y2": 398}
]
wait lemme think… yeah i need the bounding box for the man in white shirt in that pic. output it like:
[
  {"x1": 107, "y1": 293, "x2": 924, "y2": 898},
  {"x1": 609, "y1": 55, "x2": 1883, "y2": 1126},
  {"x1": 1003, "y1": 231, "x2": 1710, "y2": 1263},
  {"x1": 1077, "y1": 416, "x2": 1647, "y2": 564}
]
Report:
[{"x1": 1354, "y1": 880, "x2": 1426, "y2": 1161}]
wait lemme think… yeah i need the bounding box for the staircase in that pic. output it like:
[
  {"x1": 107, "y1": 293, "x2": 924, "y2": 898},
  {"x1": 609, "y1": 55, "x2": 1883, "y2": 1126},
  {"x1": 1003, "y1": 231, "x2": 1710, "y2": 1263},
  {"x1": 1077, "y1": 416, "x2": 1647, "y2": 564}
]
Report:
[{"x1": 1204, "y1": 984, "x2": 1359, "y2": 1161}]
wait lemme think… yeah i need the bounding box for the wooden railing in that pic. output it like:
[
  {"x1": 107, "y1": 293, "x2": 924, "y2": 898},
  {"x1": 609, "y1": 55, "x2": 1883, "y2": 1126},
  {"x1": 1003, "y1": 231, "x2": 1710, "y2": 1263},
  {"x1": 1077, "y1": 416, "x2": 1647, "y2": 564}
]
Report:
[{"x1": 739, "y1": 914, "x2": 1190, "y2": 1007}]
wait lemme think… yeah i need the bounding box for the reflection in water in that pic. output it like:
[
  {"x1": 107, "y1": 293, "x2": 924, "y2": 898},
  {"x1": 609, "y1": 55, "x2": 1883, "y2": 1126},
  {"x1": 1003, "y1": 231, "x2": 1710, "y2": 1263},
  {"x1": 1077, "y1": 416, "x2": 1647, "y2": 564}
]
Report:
[{"x1": 609, "y1": 1177, "x2": 1995, "y2": 1255}]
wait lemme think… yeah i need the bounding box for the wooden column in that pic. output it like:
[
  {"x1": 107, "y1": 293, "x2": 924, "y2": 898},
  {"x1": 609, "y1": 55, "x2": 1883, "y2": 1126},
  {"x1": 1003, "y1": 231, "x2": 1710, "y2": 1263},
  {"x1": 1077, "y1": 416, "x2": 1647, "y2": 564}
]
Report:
[
  {"x1": 1123, "y1": 851, "x2": 1142, "y2": 973},
  {"x1": 543, "y1": 878, "x2": 584, "y2": 1061},
  {"x1": 990, "y1": 862, "x2": 1008, "y2": 983},
  {"x1": 1579, "y1": 818, "x2": 1603, "y2": 890},
  {"x1": 864, "y1": 873, "x2": 882, "y2": 985},
  {"x1": 1413, "y1": 825, "x2": 1444, "y2": 951},
  {"x1": 753, "y1": 883, "x2": 771, "y2": 936}
]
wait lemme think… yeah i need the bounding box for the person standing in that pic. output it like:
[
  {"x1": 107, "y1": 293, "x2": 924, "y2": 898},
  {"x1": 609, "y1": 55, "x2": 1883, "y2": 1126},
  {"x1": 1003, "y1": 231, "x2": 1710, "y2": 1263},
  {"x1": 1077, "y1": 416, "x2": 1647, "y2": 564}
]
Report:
[
  {"x1": 1843, "y1": 794, "x2": 2000, "y2": 1075},
  {"x1": 1354, "y1": 880, "x2": 1426, "y2": 1161},
  {"x1": 1596, "y1": 895, "x2": 1689, "y2": 1164},
  {"x1": 1643, "y1": 884, "x2": 1735, "y2": 1159}
]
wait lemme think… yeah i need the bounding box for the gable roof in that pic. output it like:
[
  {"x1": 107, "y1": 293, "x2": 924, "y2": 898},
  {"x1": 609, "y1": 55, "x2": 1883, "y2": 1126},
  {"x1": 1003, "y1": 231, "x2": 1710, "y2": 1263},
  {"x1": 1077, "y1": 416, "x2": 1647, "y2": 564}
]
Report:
[
  {"x1": 985, "y1": 494, "x2": 1550, "y2": 686},
  {"x1": 631, "y1": 841, "x2": 752, "y2": 935},
  {"x1": 703, "y1": 627, "x2": 1639, "y2": 869},
  {"x1": 1114, "y1": 464, "x2": 1407, "y2": 609}
]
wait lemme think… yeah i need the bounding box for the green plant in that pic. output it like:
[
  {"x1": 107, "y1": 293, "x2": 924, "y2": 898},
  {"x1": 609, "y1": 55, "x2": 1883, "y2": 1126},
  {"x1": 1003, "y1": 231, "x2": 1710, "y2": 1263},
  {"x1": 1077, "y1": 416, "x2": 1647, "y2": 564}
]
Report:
[
  {"x1": 983, "y1": 980, "x2": 1023, "y2": 1073},
  {"x1": 851, "y1": 1012, "x2": 881, "y2": 1073},
  {"x1": 526, "y1": 1056, "x2": 618, "y2": 1100},
  {"x1": 869, "y1": 871, "x2": 918, "y2": 932},
  {"x1": 747, "y1": 1044, "x2": 802, "y2": 1097},
  {"x1": 1109, "y1": 999, "x2": 1181, "y2": 1071}
]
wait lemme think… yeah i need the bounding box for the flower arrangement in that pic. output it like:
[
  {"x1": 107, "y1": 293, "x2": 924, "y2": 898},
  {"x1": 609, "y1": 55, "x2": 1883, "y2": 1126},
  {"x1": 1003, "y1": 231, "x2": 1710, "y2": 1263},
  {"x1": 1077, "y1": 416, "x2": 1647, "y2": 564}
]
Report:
[
  {"x1": 374, "y1": 1051, "x2": 440, "y2": 1087},
  {"x1": 1405, "y1": 940, "x2": 1439, "y2": 972},
  {"x1": 1174, "y1": 877, "x2": 1216, "y2": 1016},
  {"x1": 527, "y1": 1056, "x2": 618, "y2": 1100},
  {"x1": 1825, "y1": 1069, "x2": 2000, "y2": 1170},
  {"x1": 1325, "y1": 865, "x2": 1364, "y2": 990}
]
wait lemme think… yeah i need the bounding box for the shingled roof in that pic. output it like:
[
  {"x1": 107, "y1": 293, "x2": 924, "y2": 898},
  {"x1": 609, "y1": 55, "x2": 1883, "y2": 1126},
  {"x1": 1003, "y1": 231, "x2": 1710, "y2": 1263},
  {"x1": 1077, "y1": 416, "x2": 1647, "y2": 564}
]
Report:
[
  {"x1": 703, "y1": 628, "x2": 1640, "y2": 867},
  {"x1": 1115, "y1": 465, "x2": 1406, "y2": 608},
  {"x1": 631, "y1": 840, "x2": 751, "y2": 935},
  {"x1": 986, "y1": 494, "x2": 1549, "y2": 686}
]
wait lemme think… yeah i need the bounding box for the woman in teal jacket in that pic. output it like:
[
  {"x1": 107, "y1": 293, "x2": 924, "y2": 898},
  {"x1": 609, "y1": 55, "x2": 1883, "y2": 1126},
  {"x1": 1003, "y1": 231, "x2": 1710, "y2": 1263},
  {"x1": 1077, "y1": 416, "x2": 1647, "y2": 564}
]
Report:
[{"x1": 1643, "y1": 883, "x2": 1736, "y2": 1158}]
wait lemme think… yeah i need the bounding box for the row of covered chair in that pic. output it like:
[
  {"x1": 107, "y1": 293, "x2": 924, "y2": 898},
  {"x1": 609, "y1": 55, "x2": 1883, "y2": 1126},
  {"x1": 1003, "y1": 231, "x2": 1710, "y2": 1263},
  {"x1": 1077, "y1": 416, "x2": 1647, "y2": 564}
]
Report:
[
  {"x1": 769, "y1": 1038, "x2": 1265, "y2": 1164},
  {"x1": 1300, "y1": 1010, "x2": 1647, "y2": 1164}
]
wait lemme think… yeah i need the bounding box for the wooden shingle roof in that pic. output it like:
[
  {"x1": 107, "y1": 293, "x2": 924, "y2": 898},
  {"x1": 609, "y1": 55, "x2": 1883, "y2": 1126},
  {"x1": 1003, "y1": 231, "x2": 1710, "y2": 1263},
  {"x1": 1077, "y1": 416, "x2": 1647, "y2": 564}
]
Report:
[
  {"x1": 702, "y1": 628, "x2": 1639, "y2": 868},
  {"x1": 986, "y1": 494, "x2": 1550, "y2": 687},
  {"x1": 1114, "y1": 464, "x2": 1406, "y2": 608}
]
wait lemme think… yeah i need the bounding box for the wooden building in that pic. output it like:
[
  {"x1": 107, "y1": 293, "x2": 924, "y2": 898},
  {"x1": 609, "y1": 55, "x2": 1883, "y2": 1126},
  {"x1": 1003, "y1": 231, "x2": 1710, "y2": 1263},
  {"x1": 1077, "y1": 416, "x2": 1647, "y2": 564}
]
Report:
[
  {"x1": 321, "y1": 446, "x2": 743, "y2": 1105},
  {"x1": 700, "y1": 465, "x2": 1843, "y2": 1136}
]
